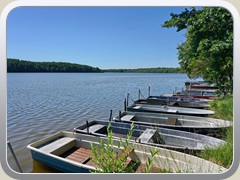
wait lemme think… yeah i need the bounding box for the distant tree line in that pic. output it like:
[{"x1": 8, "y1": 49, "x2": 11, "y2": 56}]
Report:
[
  {"x1": 103, "y1": 67, "x2": 185, "y2": 73},
  {"x1": 7, "y1": 58, "x2": 102, "y2": 73},
  {"x1": 7, "y1": 58, "x2": 185, "y2": 74}
]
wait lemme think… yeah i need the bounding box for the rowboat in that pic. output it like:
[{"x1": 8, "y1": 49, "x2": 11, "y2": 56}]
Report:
[
  {"x1": 188, "y1": 85, "x2": 219, "y2": 90},
  {"x1": 185, "y1": 81, "x2": 218, "y2": 90},
  {"x1": 176, "y1": 89, "x2": 218, "y2": 99},
  {"x1": 134, "y1": 95, "x2": 210, "y2": 108},
  {"x1": 173, "y1": 93, "x2": 218, "y2": 100},
  {"x1": 127, "y1": 103, "x2": 214, "y2": 116},
  {"x1": 73, "y1": 120, "x2": 226, "y2": 151},
  {"x1": 27, "y1": 131, "x2": 227, "y2": 173},
  {"x1": 113, "y1": 111, "x2": 232, "y2": 133}
]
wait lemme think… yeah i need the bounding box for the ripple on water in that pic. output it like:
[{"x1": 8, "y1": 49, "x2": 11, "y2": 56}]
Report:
[{"x1": 7, "y1": 73, "x2": 188, "y2": 172}]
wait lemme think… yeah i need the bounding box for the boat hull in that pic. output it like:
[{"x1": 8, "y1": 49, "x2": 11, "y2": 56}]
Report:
[
  {"x1": 73, "y1": 120, "x2": 226, "y2": 151},
  {"x1": 27, "y1": 131, "x2": 227, "y2": 173},
  {"x1": 134, "y1": 96, "x2": 210, "y2": 109},
  {"x1": 127, "y1": 104, "x2": 214, "y2": 116},
  {"x1": 113, "y1": 111, "x2": 232, "y2": 134},
  {"x1": 30, "y1": 150, "x2": 90, "y2": 173}
]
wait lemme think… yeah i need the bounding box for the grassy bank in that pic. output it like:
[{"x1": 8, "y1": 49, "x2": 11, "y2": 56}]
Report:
[{"x1": 198, "y1": 95, "x2": 233, "y2": 168}]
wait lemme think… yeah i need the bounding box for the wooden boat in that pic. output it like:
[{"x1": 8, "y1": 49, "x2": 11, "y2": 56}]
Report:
[
  {"x1": 127, "y1": 103, "x2": 214, "y2": 116},
  {"x1": 27, "y1": 131, "x2": 227, "y2": 173},
  {"x1": 113, "y1": 111, "x2": 232, "y2": 133},
  {"x1": 73, "y1": 120, "x2": 226, "y2": 151},
  {"x1": 134, "y1": 95, "x2": 210, "y2": 108}
]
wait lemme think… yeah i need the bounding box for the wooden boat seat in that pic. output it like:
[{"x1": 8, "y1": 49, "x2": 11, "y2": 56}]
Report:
[
  {"x1": 66, "y1": 147, "x2": 95, "y2": 165},
  {"x1": 66, "y1": 147, "x2": 134, "y2": 170},
  {"x1": 84, "y1": 124, "x2": 106, "y2": 133},
  {"x1": 121, "y1": 115, "x2": 135, "y2": 121},
  {"x1": 166, "y1": 117, "x2": 178, "y2": 125},
  {"x1": 136, "y1": 129, "x2": 157, "y2": 143},
  {"x1": 39, "y1": 137, "x2": 76, "y2": 155}
]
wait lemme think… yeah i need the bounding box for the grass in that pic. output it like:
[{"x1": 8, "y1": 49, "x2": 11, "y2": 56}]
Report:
[
  {"x1": 198, "y1": 95, "x2": 233, "y2": 168},
  {"x1": 208, "y1": 95, "x2": 233, "y2": 121}
]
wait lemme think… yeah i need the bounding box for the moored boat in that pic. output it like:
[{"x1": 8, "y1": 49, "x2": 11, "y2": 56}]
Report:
[
  {"x1": 173, "y1": 94, "x2": 218, "y2": 100},
  {"x1": 188, "y1": 85, "x2": 219, "y2": 90},
  {"x1": 27, "y1": 131, "x2": 227, "y2": 173},
  {"x1": 134, "y1": 95, "x2": 210, "y2": 108},
  {"x1": 73, "y1": 120, "x2": 226, "y2": 151},
  {"x1": 113, "y1": 111, "x2": 232, "y2": 133},
  {"x1": 127, "y1": 103, "x2": 214, "y2": 116},
  {"x1": 175, "y1": 89, "x2": 219, "y2": 99},
  {"x1": 184, "y1": 81, "x2": 218, "y2": 90}
]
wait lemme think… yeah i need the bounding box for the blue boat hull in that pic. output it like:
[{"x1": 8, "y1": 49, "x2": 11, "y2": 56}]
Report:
[{"x1": 30, "y1": 150, "x2": 90, "y2": 173}]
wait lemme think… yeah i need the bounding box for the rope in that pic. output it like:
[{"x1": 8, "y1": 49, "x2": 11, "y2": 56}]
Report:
[
  {"x1": 128, "y1": 93, "x2": 135, "y2": 102},
  {"x1": 139, "y1": 90, "x2": 145, "y2": 99}
]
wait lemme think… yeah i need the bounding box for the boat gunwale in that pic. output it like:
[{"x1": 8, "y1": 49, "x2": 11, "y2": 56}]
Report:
[
  {"x1": 73, "y1": 120, "x2": 226, "y2": 151},
  {"x1": 27, "y1": 131, "x2": 228, "y2": 173}
]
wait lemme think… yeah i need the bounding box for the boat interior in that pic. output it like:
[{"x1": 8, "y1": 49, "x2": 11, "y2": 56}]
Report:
[{"x1": 31, "y1": 132, "x2": 165, "y2": 173}]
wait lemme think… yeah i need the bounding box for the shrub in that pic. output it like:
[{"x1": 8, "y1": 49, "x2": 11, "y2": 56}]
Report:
[{"x1": 90, "y1": 122, "x2": 137, "y2": 173}]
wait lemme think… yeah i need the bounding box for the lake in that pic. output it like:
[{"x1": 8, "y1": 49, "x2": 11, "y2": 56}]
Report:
[{"x1": 7, "y1": 73, "x2": 188, "y2": 172}]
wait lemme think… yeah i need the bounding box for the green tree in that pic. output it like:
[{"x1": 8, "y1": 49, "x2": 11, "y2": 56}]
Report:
[
  {"x1": 162, "y1": 7, "x2": 233, "y2": 94},
  {"x1": 7, "y1": 58, "x2": 102, "y2": 73}
]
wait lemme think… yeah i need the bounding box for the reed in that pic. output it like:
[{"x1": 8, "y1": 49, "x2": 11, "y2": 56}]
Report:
[
  {"x1": 89, "y1": 122, "x2": 159, "y2": 173},
  {"x1": 90, "y1": 122, "x2": 136, "y2": 173}
]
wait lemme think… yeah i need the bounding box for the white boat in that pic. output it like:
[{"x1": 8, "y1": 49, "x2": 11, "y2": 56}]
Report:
[
  {"x1": 27, "y1": 131, "x2": 227, "y2": 173},
  {"x1": 73, "y1": 120, "x2": 226, "y2": 151},
  {"x1": 135, "y1": 95, "x2": 210, "y2": 108},
  {"x1": 113, "y1": 111, "x2": 232, "y2": 133},
  {"x1": 127, "y1": 103, "x2": 214, "y2": 116}
]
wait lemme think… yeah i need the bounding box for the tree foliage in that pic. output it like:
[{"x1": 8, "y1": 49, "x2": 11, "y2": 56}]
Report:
[
  {"x1": 7, "y1": 58, "x2": 102, "y2": 73},
  {"x1": 162, "y1": 7, "x2": 233, "y2": 94}
]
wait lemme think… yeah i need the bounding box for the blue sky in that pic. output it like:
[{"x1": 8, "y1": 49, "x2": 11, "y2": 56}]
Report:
[{"x1": 7, "y1": 7, "x2": 186, "y2": 69}]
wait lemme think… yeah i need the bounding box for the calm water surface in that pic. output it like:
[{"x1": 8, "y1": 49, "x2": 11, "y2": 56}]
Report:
[{"x1": 7, "y1": 73, "x2": 188, "y2": 172}]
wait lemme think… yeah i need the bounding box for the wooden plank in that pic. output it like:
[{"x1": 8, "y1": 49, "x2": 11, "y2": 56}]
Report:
[
  {"x1": 136, "y1": 129, "x2": 156, "y2": 143},
  {"x1": 85, "y1": 160, "x2": 99, "y2": 168},
  {"x1": 65, "y1": 147, "x2": 93, "y2": 164},
  {"x1": 68, "y1": 152, "x2": 90, "y2": 159},
  {"x1": 121, "y1": 115, "x2": 135, "y2": 121},
  {"x1": 66, "y1": 156, "x2": 88, "y2": 164},
  {"x1": 39, "y1": 137, "x2": 75, "y2": 153},
  {"x1": 84, "y1": 124, "x2": 105, "y2": 133},
  {"x1": 166, "y1": 117, "x2": 177, "y2": 125}
]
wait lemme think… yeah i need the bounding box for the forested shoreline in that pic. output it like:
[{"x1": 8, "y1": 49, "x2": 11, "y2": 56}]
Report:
[
  {"x1": 102, "y1": 67, "x2": 184, "y2": 73},
  {"x1": 7, "y1": 58, "x2": 184, "y2": 73},
  {"x1": 7, "y1": 59, "x2": 102, "y2": 73}
]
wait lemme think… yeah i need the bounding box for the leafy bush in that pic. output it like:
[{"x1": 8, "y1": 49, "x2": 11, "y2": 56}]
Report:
[
  {"x1": 90, "y1": 122, "x2": 159, "y2": 173},
  {"x1": 90, "y1": 123, "x2": 137, "y2": 173}
]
